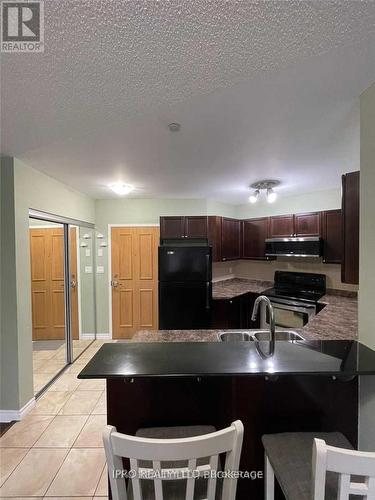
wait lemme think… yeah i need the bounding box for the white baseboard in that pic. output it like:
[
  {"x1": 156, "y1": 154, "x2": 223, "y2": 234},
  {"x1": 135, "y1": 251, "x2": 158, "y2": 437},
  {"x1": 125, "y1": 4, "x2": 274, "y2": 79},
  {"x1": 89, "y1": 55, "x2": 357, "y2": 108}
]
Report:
[
  {"x1": 0, "y1": 397, "x2": 36, "y2": 422},
  {"x1": 80, "y1": 333, "x2": 96, "y2": 340},
  {"x1": 80, "y1": 332, "x2": 111, "y2": 340},
  {"x1": 96, "y1": 333, "x2": 111, "y2": 340},
  {"x1": 212, "y1": 274, "x2": 235, "y2": 283}
]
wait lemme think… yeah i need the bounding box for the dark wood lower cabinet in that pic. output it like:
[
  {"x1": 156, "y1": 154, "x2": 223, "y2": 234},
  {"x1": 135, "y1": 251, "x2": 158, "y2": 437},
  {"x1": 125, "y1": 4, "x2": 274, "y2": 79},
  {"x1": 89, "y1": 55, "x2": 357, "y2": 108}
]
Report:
[
  {"x1": 211, "y1": 293, "x2": 259, "y2": 329},
  {"x1": 107, "y1": 376, "x2": 358, "y2": 500}
]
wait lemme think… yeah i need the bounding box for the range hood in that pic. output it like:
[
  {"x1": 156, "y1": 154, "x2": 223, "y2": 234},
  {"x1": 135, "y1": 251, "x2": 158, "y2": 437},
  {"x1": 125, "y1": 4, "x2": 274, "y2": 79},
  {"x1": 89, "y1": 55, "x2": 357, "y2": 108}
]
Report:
[{"x1": 265, "y1": 237, "x2": 322, "y2": 258}]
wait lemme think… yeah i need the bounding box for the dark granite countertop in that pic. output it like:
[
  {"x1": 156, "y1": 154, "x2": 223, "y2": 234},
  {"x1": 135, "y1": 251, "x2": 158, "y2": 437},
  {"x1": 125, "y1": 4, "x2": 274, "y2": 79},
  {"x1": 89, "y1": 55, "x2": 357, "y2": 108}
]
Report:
[
  {"x1": 212, "y1": 278, "x2": 273, "y2": 299},
  {"x1": 209, "y1": 278, "x2": 357, "y2": 341},
  {"x1": 78, "y1": 340, "x2": 375, "y2": 379}
]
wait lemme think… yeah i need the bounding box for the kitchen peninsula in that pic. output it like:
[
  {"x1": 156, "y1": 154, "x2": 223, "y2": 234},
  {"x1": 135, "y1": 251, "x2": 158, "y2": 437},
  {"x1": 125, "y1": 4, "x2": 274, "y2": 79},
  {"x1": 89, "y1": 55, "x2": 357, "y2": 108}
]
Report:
[{"x1": 79, "y1": 334, "x2": 374, "y2": 499}]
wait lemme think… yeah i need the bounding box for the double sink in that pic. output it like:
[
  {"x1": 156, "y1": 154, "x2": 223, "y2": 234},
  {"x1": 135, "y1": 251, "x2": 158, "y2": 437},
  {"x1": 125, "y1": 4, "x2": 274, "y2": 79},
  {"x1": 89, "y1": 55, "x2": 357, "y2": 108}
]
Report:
[{"x1": 218, "y1": 330, "x2": 304, "y2": 342}]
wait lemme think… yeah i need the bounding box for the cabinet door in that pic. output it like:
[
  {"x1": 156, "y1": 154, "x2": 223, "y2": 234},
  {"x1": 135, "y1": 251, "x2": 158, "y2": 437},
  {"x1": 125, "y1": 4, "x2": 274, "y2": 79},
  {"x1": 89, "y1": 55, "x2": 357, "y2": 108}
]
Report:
[
  {"x1": 322, "y1": 210, "x2": 342, "y2": 264},
  {"x1": 242, "y1": 218, "x2": 269, "y2": 259},
  {"x1": 269, "y1": 215, "x2": 295, "y2": 238},
  {"x1": 295, "y1": 212, "x2": 321, "y2": 237},
  {"x1": 342, "y1": 172, "x2": 360, "y2": 284},
  {"x1": 221, "y1": 218, "x2": 241, "y2": 261},
  {"x1": 160, "y1": 217, "x2": 185, "y2": 239},
  {"x1": 211, "y1": 297, "x2": 242, "y2": 329},
  {"x1": 208, "y1": 216, "x2": 222, "y2": 262},
  {"x1": 184, "y1": 216, "x2": 208, "y2": 238}
]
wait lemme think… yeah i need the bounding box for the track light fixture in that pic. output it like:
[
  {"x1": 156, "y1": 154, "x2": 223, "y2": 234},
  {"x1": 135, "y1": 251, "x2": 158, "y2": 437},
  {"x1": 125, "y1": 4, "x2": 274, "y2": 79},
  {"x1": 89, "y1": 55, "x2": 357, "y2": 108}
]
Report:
[{"x1": 248, "y1": 180, "x2": 280, "y2": 204}]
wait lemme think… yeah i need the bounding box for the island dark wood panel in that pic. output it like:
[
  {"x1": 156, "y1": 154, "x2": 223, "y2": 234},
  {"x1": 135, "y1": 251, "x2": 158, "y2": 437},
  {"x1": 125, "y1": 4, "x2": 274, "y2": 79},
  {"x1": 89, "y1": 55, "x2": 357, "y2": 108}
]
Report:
[{"x1": 106, "y1": 375, "x2": 358, "y2": 500}]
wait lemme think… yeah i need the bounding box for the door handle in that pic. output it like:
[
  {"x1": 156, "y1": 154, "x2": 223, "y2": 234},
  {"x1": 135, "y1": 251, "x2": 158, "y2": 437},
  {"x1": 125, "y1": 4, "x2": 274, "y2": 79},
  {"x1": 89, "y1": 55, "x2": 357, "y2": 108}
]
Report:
[
  {"x1": 70, "y1": 279, "x2": 77, "y2": 289},
  {"x1": 111, "y1": 280, "x2": 119, "y2": 288},
  {"x1": 206, "y1": 282, "x2": 211, "y2": 310}
]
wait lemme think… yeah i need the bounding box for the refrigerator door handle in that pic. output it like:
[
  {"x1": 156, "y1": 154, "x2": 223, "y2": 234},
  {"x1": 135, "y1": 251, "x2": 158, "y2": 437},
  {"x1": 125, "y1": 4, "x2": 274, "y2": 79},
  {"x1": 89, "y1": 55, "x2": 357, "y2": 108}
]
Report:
[{"x1": 206, "y1": 282, "x2": 211, "y2": 309}]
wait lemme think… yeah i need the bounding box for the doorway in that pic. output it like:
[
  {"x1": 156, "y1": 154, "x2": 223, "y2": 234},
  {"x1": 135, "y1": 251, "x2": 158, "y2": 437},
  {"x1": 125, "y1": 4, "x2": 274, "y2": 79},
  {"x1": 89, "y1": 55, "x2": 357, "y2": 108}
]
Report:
[
  {"x1": 29, "y1": 213, "x2": 97, "y2": 395},
  {"x1": 111, "y1": 226, "x2": 159, "y2": 338}
]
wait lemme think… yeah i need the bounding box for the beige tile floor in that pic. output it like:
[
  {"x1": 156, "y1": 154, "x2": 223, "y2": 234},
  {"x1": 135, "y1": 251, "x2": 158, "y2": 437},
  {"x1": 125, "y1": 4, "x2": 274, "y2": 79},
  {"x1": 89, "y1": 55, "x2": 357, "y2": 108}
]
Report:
[
  {"x1": 32, "y1": 340, "x2": 96, "y2": 394},
  {"x1": 1, "y1": 340, "x2": 112, "y2": 500}
]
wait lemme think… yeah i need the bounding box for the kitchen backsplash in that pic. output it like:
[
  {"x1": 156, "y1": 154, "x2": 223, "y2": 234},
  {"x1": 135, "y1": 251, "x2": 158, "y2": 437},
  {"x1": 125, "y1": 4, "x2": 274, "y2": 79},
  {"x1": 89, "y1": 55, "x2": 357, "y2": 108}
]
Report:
[{"x1": 213, "y1": 259, "x2": 359, "y2": 292}]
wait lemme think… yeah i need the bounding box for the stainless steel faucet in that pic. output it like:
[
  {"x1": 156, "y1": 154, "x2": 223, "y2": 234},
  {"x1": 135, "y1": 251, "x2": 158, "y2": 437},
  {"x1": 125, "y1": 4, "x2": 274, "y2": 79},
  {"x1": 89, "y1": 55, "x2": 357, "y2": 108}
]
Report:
[{"x1": 251, "y1": 295, "x2": 275, "y2": 357}]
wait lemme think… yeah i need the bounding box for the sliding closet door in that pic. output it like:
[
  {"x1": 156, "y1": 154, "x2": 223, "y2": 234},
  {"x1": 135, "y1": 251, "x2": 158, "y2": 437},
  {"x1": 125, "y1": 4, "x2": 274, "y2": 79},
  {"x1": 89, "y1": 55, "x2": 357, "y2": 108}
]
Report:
[
  {"x1": 29, "y1": 219, "x2": 68, "y2": 394},
  {"x1": 70, "y1": 226, "x2": 96, "y2": 361}
]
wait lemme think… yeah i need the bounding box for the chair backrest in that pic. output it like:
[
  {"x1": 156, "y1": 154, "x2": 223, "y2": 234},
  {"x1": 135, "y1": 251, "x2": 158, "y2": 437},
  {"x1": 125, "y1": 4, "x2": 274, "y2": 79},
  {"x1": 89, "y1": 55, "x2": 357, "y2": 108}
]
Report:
[
  {"x1": 312, "y1": 438, "x2": 375, "y2": 499},
  {"x1": 103, "y1": 420, "x2": 244, "y2": 500}
]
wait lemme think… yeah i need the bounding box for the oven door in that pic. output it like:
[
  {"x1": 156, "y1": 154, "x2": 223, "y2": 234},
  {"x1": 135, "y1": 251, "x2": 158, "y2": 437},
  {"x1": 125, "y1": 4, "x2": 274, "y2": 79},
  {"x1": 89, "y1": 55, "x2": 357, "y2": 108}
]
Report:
[{"x1": 261, "y1": 298, "x2": 316, "y2": 329}]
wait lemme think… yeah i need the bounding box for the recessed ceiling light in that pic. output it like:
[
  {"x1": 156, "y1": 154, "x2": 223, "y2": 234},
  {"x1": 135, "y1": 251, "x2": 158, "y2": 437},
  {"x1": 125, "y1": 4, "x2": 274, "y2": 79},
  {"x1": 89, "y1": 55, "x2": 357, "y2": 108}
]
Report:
[
  {"x1": 109, "y1": 183, "x2": 135, "y2": 196},
  {"x1": 168, "y1": 122, "x2": 181, "y2": 132}
]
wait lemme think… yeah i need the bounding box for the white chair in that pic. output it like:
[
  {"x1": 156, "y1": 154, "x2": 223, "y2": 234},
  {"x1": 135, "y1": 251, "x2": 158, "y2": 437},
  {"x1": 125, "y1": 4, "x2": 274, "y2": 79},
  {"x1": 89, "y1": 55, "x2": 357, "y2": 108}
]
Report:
[
  {"x1": 103, "y1": 420, "x2": 244, "y2": 500},
  {"x1": 312, "y1": 438, "x2": 375, "y2": 499},
  {"x1": 262, "y1": 432, "x2": 375, "y2": 500}
]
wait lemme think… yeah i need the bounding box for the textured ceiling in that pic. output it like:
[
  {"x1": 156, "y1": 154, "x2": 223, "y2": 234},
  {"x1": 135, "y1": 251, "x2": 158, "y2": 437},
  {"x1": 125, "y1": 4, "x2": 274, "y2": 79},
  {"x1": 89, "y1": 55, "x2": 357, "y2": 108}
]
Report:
[{"x1": 1, "y1": 0, "x2": 375, "y2": 202}]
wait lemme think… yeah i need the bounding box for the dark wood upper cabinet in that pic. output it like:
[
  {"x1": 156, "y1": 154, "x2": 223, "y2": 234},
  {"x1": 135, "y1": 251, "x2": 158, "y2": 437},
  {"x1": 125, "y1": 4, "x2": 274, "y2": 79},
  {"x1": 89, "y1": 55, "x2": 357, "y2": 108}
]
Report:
[
  {"x1": 342, "y1": 171, "x2": 360, "y2": 284},
  {"x1": 294, "y1": 212, "x2": 321, "y2": 237},
  {"x1": 184, "y1": 216, "x2": 208, "y2": 238},
  {"x1": 322, "y1": 210, "x2": 342, "y2": 264},
  {"x1": 269, "y1": 215, "x2": 295, "y2": 238},
  {"x1": 160, "y1": 216, "x2": 185, "y2": 239},
  {"x1": 221, "y1": 218, "x2": 241, "y2": 261},
  {"x1": 160, "y1": 216, "x2": 209, "y2": 240},
  {"x1": 242, "y1": 218, "x2": 269, "y2": 259}
]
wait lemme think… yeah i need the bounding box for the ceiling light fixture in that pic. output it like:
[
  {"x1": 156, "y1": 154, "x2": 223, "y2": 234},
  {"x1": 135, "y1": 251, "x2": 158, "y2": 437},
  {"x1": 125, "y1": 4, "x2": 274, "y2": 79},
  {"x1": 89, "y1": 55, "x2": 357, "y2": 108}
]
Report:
[
  {"x1": 249, "y1": 189, "x2": 260, "y2": 204},
  {"x1": 266, "y1": 187, "x2": 277, "y2": 203},
  {"x1": 248, "y1": 180, "x2": 280, "y2": 204},
  {"x1": 109, "y1": 183, "x2": 135, "y2": 196}
]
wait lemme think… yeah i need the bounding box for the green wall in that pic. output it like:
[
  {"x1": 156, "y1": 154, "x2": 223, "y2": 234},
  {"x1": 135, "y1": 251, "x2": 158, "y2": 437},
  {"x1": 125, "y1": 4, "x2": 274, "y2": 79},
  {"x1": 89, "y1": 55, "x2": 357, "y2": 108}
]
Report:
[
  {"x1": 358, "y1": 83, "x2": 375, "y2": 451},
  {"x1": 1, "y1": 158, "x2": 95, "y2": 413},
  {"x1": 0, "y1": 158, "x2": 20, "y2": 411}
]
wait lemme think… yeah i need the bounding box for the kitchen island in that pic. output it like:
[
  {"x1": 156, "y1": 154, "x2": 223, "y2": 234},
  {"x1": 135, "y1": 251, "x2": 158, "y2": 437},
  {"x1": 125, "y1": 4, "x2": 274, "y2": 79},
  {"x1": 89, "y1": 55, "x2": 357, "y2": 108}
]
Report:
[{"x1": 79, "y1": 337, "x2": 374, "y2": 499}]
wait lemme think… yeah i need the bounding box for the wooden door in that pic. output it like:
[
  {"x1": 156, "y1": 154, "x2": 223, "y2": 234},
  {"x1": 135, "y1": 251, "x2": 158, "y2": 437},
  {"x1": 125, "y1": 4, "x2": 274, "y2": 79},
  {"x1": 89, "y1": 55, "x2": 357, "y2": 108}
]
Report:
[
  {"x1": 242, "y1": 218, "x2": 269, "y2": 259},
  {"x1": 184, "y1": 216, "x2": 208, "y2": 238},
  {"x1": 322, "y1": 210, "x2": 342, "y2": 264},
  {"x1": 30, "y1": 228, "x2": 65, "y2": 340},
  {"x1": 30, "y1": 227, "x2": 79, "y2": 341},
  {"x1": 111, "y1": 227, "x2": 159, "y2": 339},
  {"x1": 269, "y1": 215, "x2": 295, "y2": 238},
  {"x1": 160, "y1": 217, "x2": 185, "y2": 239},
  {"x1": 294, "y1": 212, "x2": 321, "y2": 237},
  {"x1": 221, "y1": 218, "x2": 241, "y2": 261},
  {"x1": 342, "y1": 171, "x2": 360, "y2": 284}
]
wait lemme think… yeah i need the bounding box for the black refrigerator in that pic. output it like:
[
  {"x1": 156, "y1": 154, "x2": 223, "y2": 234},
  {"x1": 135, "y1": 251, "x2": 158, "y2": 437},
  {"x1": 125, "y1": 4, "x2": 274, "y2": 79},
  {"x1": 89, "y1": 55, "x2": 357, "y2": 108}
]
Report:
[{"x1": 158, "y1": 244, "x2": 212, "y2": 329}]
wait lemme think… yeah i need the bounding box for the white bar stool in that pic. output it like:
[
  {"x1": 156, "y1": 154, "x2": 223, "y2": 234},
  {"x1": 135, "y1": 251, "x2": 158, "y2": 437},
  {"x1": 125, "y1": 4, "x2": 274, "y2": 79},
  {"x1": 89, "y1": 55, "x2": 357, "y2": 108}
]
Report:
[
  {"x1": 262, "y1": 431, "x2": 375, "y2": 500},
  {"x1": 103, "y1": 420, "x2": 244, "y2": 500}
]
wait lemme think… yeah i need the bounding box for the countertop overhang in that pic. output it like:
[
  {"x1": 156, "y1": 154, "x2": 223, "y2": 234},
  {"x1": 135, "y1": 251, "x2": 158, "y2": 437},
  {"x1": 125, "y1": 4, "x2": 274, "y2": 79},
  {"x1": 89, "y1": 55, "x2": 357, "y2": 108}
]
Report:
[{"x1": 78, "y1": 340, "x2": 375, "y2": 379}]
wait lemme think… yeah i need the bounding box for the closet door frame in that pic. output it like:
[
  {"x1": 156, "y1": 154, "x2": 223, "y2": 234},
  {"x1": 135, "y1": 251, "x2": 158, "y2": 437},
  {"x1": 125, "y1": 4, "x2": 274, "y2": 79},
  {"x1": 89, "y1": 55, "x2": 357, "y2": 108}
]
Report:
[{"x1": 29, "y1": 209, "x2": 95, "y2": 369}]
